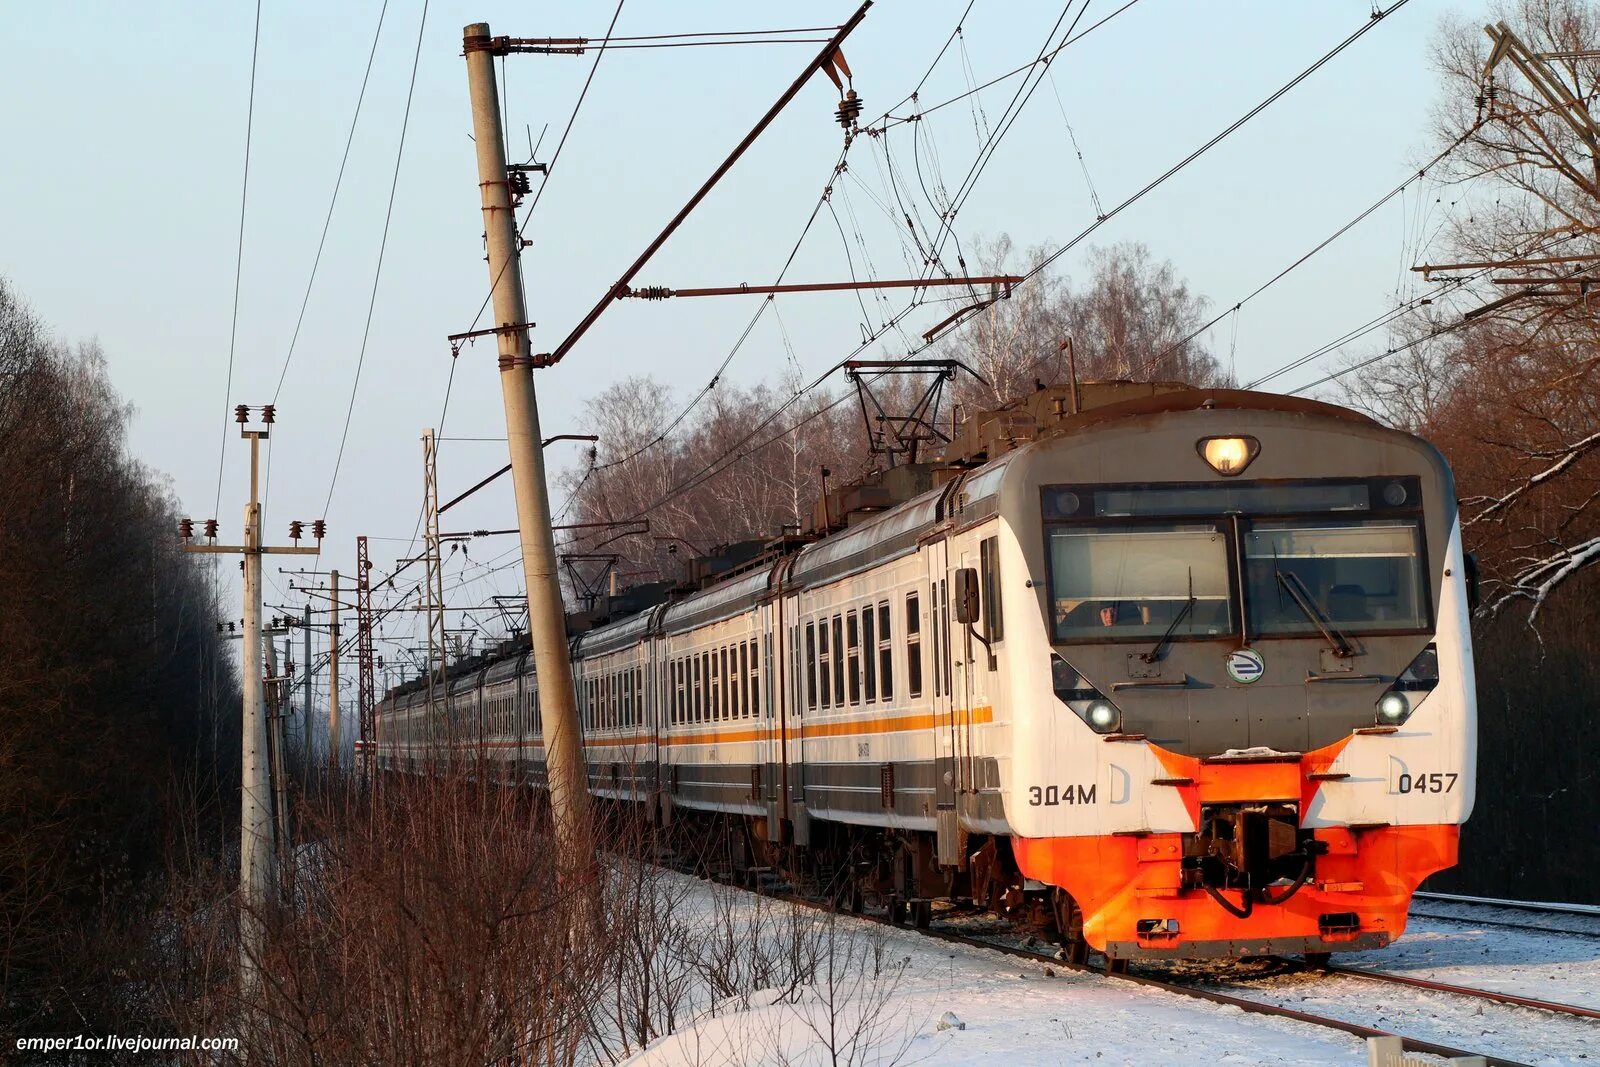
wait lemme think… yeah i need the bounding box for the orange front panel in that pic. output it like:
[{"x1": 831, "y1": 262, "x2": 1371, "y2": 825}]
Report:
[{"x1": 1014, "y1": 823, "x2": 1458, "y2": 956}]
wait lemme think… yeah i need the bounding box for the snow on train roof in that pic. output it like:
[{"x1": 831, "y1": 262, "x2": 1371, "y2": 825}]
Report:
[
  {"x1": 660, "y1": 566, "x2": 771, "y2": 635},
  {"x1": 573, "y1": 605, "x2": 657, "y2": 658},
  {"x1": 789, "y1": 452, "x2": 1016, "y2": 590},
  {"x1": 571, "y1": 452, "x2": 1019, "y2": 649}
]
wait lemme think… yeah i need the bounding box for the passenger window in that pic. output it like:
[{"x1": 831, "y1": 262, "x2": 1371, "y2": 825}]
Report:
[
  {"x1": 819, "y1": 621, "x2": 832, "y2": 709},
  {"x1": 752, "y1": 638, "x2": 762, "y2": 718},
  {"x1": 863, "y1": 607, "x2": 877, "y2": 702},
  {"x1": 981, "y1": 536, "x2": 1004, "y2": 646},
  {"x1": 847, "y1": 611, "x2": 862, "y2": 705},
  {"x1": 832, "y1": 615, "x2": 845, "y2": 707},
  {"x1": 878, "y1": 602, "x2": 893, "y2": 702},
  {"x1": 739, "y1": 642, "x2": 750, "y2": 717},
  {"x1": 906, "y1": 593, "x2": 922, "y2": 699},
  {"x1": 805, "y1": 622, "x2": 817, "y2": 711}
]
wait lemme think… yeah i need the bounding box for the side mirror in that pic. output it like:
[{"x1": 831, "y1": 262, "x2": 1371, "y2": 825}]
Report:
[
  {"x1": 1464, "y1": 551, "x2": 1481, "y2": 613},
  {"x1": 954, "y1": 567, "x2": 981, "y2": 624}
]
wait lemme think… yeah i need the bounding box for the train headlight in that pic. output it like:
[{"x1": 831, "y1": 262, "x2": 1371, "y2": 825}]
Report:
[
  {"x1": 1197, "y1": 435, "x2": 1260, "y2": 476},
  {"x1": 1376, "y1": 692, "x2": 1409, "y2": 723},
  {"x1": 1085, "y1": 699, "x2": 1120, "y2": 732},
  {"x1": 1372, "y1": 645, "x2": 1439, "y2": 726},
  {"x1": 1052, "y1": 653, "x2": 1124, "y2": 734}
]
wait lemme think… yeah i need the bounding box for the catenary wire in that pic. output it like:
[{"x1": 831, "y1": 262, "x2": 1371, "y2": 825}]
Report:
[
  {"x1": 320, "y1": 0, "x2": 430, "y2": 520},
  {"x1": 211, "y1": 0, "x2": 262, "y2": 522},
  {"x1": 570, "y1": 1, "x2": 1421, "y2": 537},
  {"x1": 261, "y1": 0, "x2": 391, "y2": 518}
]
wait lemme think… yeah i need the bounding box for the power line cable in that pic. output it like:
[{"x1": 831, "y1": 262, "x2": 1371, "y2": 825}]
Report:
[
  {"x1": 211, "y1": 0, "x2": 263, "y2": 521},
  {"x1": 261, "y1": 0, "x2": 391, "y2": 516},
  {"x1": 1128, "y1": 117, "x2": 1485, "y2": 380},
  {"x1": 572, "y1": 3, "x2": 1419, "y2": 536},
  {"x1": 321, "y1": 0, "x2": 431, "y2": 519},
  {"x1": 462, "y1": 0, "x2": 627, "y2": 337}
]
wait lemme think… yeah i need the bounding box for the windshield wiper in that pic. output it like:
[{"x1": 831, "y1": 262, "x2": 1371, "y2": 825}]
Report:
[
  {"x1": 1275, "y1": 568, "x2": 1354, "y2": 658},
  {"x1": 1141, "y1": 569, "x2": 1195, "y2": 664}
]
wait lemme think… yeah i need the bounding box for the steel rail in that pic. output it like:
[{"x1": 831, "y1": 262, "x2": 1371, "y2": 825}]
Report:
[
  {"x1": 752, "y1": 881, "x2": 1522, "y2": 1066},
  {"x1": 1413, "y1": 891, "x2": 1600, "y2": 917},
  {"x1": 1323, "y1": 964, "x2": 1600, "y2": 1021},
  {"x1": 1409, "y1": 908, "x2": 1600, "y2": 940}
]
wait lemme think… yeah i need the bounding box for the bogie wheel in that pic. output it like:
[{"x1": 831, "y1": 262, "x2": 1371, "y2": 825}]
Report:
[
  {"x1": 1050, "y1": 887, "x2": 1090, "y2": 965},
  {"x1": 1304, "y1": 951, "x2": 1332, "y2": 970}
]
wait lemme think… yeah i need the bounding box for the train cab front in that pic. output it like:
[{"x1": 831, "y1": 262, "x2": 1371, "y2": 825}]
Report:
[
  {"x1": 1004, "y1": 397, "x2": 1474, "y2": 961},
  {"x1": 1015, "y1": 746, "x2": 1460, "y2": 960}
]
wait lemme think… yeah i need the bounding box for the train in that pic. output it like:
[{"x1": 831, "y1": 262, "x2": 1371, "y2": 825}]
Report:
[{"x1": 369, "y1": 380, "x2": 1477, "y2": 963}]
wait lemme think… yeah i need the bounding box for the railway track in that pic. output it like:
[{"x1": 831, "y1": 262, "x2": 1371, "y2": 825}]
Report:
[
  {"x1": 746, "y1": 874, "x2": 1524, "y2": 1066},
  {"x1": 1321, "y1": 962, "x2": 1600, "y2": 1022},
  {"x1": 1408, "y1": 892, "x2": 1600, "y2": 940}
]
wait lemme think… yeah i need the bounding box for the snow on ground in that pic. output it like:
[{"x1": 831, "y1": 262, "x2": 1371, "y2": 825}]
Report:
[
  {"x1": 619, "y1": 877, "x2": 1380, "y2": 1067},
  {"x1": 1371, "y1": 912, "x2": 1600, "y2": 1011},
  {"x1": 612, "y1": 874, "x2": 1600, "y2": 1067},
  {"x1": 1190, "y1": 901, "x2": 1600, "y2": 1067}
]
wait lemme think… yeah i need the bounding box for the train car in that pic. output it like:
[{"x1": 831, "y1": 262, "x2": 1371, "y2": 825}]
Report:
[{"x1": 373, "y1": 384, "x2": 1476, "y2": 962}]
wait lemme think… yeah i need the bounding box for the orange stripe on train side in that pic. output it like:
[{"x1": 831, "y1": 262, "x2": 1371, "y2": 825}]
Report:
[
  {"x1": 412, "y1": 705, "x2": 1000, "y2": 752},
  {"x1": 658, "y1": 705, "x2": 995, "y2": 747}
]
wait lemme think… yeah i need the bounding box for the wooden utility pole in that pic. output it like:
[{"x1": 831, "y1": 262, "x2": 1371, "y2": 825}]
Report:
[
  {"x1": 179, "y1": 405, "x2": 321, "y2": 998},
  {"x1": 462, "y1": 22, "x2": 592, "y2": 871}
]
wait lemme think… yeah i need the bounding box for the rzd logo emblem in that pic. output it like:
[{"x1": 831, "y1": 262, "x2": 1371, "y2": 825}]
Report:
[{"x1": 1226, "y1": 648, "x2": 1265, "y2": 684}]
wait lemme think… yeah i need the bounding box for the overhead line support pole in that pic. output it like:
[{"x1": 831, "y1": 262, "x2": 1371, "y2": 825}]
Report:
[
  {"x1": 178, "y1": 407, "x2": 321, "y2": 1002},
  {"x1": 540, "y1": 1, "x2": 873, "y2": 366},
  {"x1": 463, "y1": 22, "x2": 594, "y2": 879}
]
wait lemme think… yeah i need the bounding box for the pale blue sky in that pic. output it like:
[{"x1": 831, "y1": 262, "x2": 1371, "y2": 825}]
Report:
[{"x1": 0, "y1": 1, "x2": 1467, "y2": 653}]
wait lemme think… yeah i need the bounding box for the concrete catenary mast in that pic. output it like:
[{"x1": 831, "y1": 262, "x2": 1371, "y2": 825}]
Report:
[{"x1": 461, "y1": 23, "x2": 592, "y2": 869}]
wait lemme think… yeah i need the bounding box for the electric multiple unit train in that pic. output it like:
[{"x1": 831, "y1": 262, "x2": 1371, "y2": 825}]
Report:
[{"x1": 371, "y1": 385, "x2": 1476, "y2": 961}]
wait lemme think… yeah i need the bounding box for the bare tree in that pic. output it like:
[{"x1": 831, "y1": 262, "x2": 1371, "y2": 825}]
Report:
[{"x1": 1346, "y1": 0, "x2": 1600, "y2": 615}]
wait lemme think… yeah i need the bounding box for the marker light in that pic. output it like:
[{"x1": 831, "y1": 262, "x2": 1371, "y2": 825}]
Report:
[
  {"x1": 1377, "y1": 691, "x2": 1409, "y2": 722},
  {"x1": 1198, "y1": 436, "x2": 1261, "y2": 477},
  {"x1": 1086, "y1": 699, "x2": 1120, "y2": 731}
]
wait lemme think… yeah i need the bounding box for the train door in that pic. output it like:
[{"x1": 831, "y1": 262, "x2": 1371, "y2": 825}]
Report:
[
  {"x1": 780, "y1": 587, "x2": 808, "y2": 847},
  {"x1": 953, "y1": 544, "x2": 980, "y2": 829},
  {"x1": 928, "y1": 538, "x2": 962, "y2": 866},
  {"x1": 755, "y1": 602, "x2": 776, "y2": 835}
]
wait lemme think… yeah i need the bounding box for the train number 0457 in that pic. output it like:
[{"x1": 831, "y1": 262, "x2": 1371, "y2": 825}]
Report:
[{"x1": 1395, "y1": 771, "x2": 1457, "y2": 795}]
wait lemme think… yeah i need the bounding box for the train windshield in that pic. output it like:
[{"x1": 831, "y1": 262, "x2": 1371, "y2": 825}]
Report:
[
  {"x1": 1048, "y1": 524, "x2": 1233, "y2": 641},
  {"x1": 1244, "y1": 519, "x2": 1428, "y2": 634}
]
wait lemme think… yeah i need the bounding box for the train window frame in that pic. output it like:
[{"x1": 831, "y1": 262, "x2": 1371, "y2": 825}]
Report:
[
  {"x1": 939, "y1": 579, "x2": 952, "y2": 697},
  {"x1": 751, "y1": 638, "x2": 762, "y2": 718},
  {"x1": 692, "y1": 654, "x2": 702, "y2": 723},
  {"x1": 818, "y1": 621, "x2": 831, "y2": 710},
  {"x1": 877, "y1": 601, "x2": 894, "y2": 702},
  {"x1": 847, "y1": 610, "x2": 862, "y2": 706},
  {"x1": 1244, "y1": 516, "x2": 1434, "y2": 638},
  {"x1": 790, "y1": 626, "x2": 801, "y2": 719},
  {"x1": 862, "y1": 606, "x2": 877, "y2": 702},
  {"x1": 806, "y1": 622, "x2": 818, "y2": 711},
  {"x1": 831, "y1": 615, "x2": 846, "y2": 708},
  {"x1": 906, "y1": 592, "x2": 923, "y2": 700},
  {"x1": 1039, "y1": 477, "x2": 1433, "y2": 646},
  {"x1": 980, "y1": 535, "x2": 1004, "y2": 646}
]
